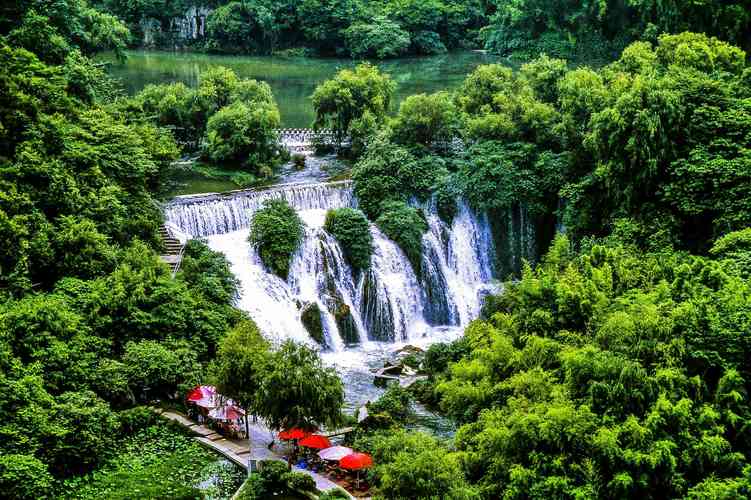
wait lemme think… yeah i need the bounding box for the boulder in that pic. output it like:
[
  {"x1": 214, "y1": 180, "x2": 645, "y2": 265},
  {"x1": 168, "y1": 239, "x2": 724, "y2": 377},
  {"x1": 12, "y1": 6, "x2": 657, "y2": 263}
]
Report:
[{"x1": 300, "y1": 302, "x2": 326, "y2": 348}]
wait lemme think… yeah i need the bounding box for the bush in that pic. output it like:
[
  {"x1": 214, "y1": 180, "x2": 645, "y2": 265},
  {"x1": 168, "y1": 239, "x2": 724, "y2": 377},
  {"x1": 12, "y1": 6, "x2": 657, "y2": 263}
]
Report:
[
  {"x1": 369, "y1": 384, "x2": 413, "y2": 423},
  {"x1": 324, "y1": 208, "x2": 373, "y2": 270},
  {"x1": 258, "y1": 460, "x2": 289, "y2": 492},
  {"x1": 204, "y1": 100, "x2": 281, "y2": 175},
  {"x1": 351, "y1": 136, "x2": 419, "y2": 219},
  {"x1": 319, "y1": 487, "x2": 351, "y2": 499},
  {"x1": 375, "y1": 201, "x2": 428, "y2": 272},
  {"x1": 292, "y1": 153, "x2": 306, "y2": 170},
  {"x1": 423, "y1": 338, "x2": 470, "y2": 377},
  {"x1": 283, "y1": 471, "x2": 317, "y2": 492},
  {"x1": 0, "y1": 454, "x2": 53, "y2": 499},
  {"x1": 249, "y1": 199, "x2": 304, "y2": 279}
]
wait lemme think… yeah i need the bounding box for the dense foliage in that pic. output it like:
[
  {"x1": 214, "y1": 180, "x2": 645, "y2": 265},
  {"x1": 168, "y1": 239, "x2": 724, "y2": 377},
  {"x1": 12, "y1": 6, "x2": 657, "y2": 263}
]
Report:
[
  {"x1": 420, "y1": 235, "x2": 751, "y2": 498},
  {"x1": 482, "y1": 0, "x2": 751, "y2": 59},
  {"x1": 236, "y1": 460, "x2": 317, "y2": 499},
  {"x1": 95, "y1": 0, "x2": 487, "y2": 57},
  {"x1": 125, "y1": 66, "x2": 283, "y2": 177},
  {"x1": 324, "y1": 208, "x2": 373, "y2": 270},
  {"x1": 0, "y1": 35, "x2": 246, "y2": 496},
  {"x1": 248, "y1": 198, "x2": 304, "y2": 279}
]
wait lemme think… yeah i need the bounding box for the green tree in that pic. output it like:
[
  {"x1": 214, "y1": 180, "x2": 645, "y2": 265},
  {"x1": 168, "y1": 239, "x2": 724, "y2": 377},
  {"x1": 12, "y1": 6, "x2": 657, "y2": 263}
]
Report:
[
  {"x1": 0, "y1": 454, "x2": 53, "y2": 499},
  {"x1": 344, "y1": 16, "x2": 410, "y2": 59},
  {"x1": 391, "y1": 91, "x2": 460, "y2": 147},
  {"x1": 206, "y1": 1, "x2": 277, "y2": 54},
  {"x1": 312, "y1": 63, "x2": 395, "y2": 143},
  {"x1": 255, "y1": 340, "x2": 344, "y2": 431},
  {"x1": 204, "y1": 100, "x2": 282, "y2": 175}
]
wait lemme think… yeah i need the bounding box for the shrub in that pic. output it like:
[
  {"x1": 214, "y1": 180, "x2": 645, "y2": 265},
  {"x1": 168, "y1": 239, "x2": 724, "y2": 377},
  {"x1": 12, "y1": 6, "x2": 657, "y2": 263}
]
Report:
[
  {"x1": 249, "y1": 199, "x2": 304, "y2": 279},
  {"x1": 0, "y1": 454, "x2": 53, "y2": 499},
  {"x1": 351, "y1": 136, "x2": 417, "y2": 219},
  {"x1": 324, "y1": 208, "x2": 373, "y2": 270},
  {"x1": 319, "y1": 487, "x2": 351, "y2": 499},
  {"x1": 375, "y1": 201, "x2": 428, "y2": 272},
  {"x1": 258, "y1": 460, "x2": 289, "y2": 492},
  {"x1": 292, "y1": 153, "x2": 306, "y2": 170},
  {"x1": 344, "y1": 16, "x2": 410, "y2": 59},
  {"x1": 283, "y1": 471, "x2": 317, "y2": 492},
  {"x1": 369, "y1": 384, "x2": 413, "y2": 423}
]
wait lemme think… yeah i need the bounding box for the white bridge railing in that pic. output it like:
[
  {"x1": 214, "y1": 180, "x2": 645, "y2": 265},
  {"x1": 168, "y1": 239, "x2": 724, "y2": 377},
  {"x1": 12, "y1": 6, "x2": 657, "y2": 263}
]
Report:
[{"x1": 275, "y1": 128, "x2": 350, "y2": 153}]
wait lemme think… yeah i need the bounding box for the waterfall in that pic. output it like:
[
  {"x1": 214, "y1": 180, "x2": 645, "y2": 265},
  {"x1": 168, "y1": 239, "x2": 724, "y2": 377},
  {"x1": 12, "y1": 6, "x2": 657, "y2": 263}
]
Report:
[
  {"x1": 165, "y1": 181, "x2": 355, "y2": 237},
  {"x1": 165, "y1": 181, "x2": 501, "y2": 350}
]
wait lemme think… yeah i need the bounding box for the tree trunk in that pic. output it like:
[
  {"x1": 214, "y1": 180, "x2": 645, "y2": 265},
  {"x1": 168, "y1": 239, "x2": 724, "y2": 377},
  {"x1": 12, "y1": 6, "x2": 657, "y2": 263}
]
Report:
[{"x1": 246, "y1": 415, "x2": 252, "y2": 476}]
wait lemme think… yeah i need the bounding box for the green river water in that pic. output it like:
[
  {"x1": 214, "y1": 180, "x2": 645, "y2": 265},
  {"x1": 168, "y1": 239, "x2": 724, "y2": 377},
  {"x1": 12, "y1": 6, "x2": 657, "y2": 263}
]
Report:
[{"x1": 103, "y1": 50, "x2": 505, "y2": 128}]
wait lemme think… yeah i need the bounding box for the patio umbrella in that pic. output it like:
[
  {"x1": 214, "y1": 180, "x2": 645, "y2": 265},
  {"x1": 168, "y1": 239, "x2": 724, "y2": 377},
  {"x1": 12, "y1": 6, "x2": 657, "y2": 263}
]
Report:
[
  {"x1": 318, "y1": 445, "x2": 353, "y2": 461},
  {"x1": 279, "y1": 428, "x2": 311, "y2": 440},
  {"x1": 299, "y1": 434, "x2": 332, "y2": 449},
  {"x1": 340, "y1": 452, "x2": 373, "y2": 470},
  {"x1": 340, "y1": 452, "x2": 373, "y2": 490},
  {"x1": 187, "y1": 385, "x2": 215, "y2": 401},
  {"x1": 208, "y1": 404, "x2": 246, "y2": 421}
]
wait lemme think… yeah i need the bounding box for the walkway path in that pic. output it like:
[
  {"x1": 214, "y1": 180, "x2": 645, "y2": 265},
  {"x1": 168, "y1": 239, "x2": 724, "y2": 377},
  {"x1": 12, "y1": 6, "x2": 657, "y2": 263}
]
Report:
[{"x1": 155, "y1": 408, "x2": 355, "y2": 497}]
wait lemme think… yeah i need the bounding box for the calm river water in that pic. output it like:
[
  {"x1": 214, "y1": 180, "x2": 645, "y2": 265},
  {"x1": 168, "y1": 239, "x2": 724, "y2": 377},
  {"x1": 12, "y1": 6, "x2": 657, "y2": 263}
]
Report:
[{"x1": 103, "y1": 50, "x2": 505, "y2": 128}]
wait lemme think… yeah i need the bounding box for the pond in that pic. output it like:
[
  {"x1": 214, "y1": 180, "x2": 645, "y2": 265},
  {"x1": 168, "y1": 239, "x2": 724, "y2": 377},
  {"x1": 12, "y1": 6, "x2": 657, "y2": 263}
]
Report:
[{"x1": 102, "y1": 50, "x2": 507, "y2": 128}]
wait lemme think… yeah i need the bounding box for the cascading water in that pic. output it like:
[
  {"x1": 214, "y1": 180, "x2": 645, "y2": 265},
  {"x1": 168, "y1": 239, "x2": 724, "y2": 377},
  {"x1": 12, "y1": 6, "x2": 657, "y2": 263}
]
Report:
[
  {"x1": 165, "y1": 180, "x2": 355, "y2": 237},
  {"x1": 165, "y1": 181, "x2": 500, "y2": 350}
]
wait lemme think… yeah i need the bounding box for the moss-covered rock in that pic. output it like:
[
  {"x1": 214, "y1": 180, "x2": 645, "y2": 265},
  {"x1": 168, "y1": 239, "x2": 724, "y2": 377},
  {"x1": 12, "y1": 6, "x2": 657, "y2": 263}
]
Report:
[
  {"x1": 333, "y1": 301, "x2": 359, "y2": 344},
  {"x1": 300, "y1": 302, "x2": 326, "y2": 348}
]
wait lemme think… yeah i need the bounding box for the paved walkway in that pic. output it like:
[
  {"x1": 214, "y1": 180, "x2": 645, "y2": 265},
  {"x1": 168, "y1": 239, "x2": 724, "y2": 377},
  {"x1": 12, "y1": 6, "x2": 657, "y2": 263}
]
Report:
[{"x1": 155, "y1": 408, "x2": 354, "y2": 497}]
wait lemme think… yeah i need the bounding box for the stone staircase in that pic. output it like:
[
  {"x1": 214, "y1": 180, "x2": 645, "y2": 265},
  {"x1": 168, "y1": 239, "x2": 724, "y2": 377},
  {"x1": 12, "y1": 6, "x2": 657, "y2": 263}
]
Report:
[{"x1": 159, "y1": 225, "x2": 185, "y2": 276}]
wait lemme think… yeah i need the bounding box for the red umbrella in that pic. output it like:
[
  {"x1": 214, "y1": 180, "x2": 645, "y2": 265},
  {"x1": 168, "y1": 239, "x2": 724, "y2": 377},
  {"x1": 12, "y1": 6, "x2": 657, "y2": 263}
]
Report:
[
  {"x1": 299, "y1": 434, "x2": 332, "y2": 449},
  {"x1": 340, "y1": 452, "x2": 373, "y2": 470},
  {"x1": 279, "y1": 428, "x2": 311, "y2": 441}
]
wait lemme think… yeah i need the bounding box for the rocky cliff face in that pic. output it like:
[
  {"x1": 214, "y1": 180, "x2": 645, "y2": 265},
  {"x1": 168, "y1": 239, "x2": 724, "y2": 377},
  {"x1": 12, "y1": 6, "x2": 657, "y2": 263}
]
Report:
[{"x1": 139, "y1": 6, "x2": 212, "y2": 48}]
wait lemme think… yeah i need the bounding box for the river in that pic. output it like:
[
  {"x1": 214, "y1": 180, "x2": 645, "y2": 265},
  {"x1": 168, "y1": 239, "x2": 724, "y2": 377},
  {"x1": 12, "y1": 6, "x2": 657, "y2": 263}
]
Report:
[{"x1": 103, "y1": 50, "x2": 505, "y2": 128}]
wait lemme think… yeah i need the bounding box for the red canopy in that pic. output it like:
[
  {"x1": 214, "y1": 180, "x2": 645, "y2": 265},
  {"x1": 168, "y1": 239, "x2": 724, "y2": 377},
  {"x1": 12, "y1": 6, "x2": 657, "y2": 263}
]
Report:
[
  {"x1": 340, "y1": 452, "x2": 373, "y2": 470},
  {"x1": 299, "y1": 434, "x2": 332, "y2": 449},
  {"x1": 187, "y1": 385, "x2": 215, "y2": 401},
  {"x1": 278, "y1": 428, "x2": 311, "y2": 440}
]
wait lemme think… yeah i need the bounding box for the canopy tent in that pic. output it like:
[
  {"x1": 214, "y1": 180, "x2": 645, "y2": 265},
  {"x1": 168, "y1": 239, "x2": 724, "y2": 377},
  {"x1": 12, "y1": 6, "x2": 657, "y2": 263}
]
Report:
[
  {"x1": 318, "y1": 445, "x2": 353, "y2": 461},
  {"x1": 299, "y1": 434, "x2": 332, "y2": 449}
]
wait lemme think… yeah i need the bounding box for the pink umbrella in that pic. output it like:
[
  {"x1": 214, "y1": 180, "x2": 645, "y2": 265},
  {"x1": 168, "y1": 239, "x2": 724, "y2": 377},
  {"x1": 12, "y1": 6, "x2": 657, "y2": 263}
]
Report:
[
  {"x1": 187, "y1": 385, "x2": 216, "y2": 407},
  {"x1": 209, "y1": 404, "x2": 246, "y2": 421},
  {"x1": 318, "y1": 446, "x2": 353, "y2": 461}
]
